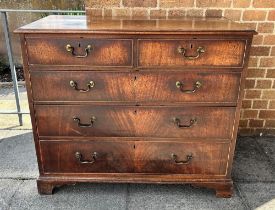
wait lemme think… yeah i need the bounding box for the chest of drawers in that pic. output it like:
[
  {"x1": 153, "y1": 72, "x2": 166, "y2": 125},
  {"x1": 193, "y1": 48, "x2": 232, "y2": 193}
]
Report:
[{"x1": 15, "y1": 15, "x2": 256, "y2": 197}]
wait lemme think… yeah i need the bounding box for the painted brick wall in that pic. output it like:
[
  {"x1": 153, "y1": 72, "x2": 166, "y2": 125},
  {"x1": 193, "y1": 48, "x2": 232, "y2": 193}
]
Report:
[{"x1": 86, "y1": 0, "x2": 275, "y2": 136}]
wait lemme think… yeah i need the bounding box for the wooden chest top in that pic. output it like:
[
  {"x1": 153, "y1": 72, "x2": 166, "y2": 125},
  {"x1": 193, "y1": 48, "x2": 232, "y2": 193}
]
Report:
[{"x1": 15, "y1": 15, "x2": 256, "y2": 35}]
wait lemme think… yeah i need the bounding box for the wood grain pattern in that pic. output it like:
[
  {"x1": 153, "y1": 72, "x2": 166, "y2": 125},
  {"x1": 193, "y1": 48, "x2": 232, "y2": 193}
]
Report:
[
  {"x1": 14, "y1": 15, "x2": 257, "y2": 35},
  {"x1": 134, "y1": 141, "x2": 229, "y2": 174},
  {"x1": 40, "y1": 141, "x2": 134, "y2": 173},
  {"x1": 40, "y1": 140, "x2": 229, "y2": 175},
  {"x1": 35, "y1": 105, "x2": 235, "y2": 139},
  {"x1": 26, "y1": 37, "x2": 133, "y2": 66},
  {"x1": 138, "y1": 39, "x2": 246, "y2": 67},
  {"x1": 30, "y1": 71, "x2": 134, "y2": 102},
  {"x1": 134, "y1": 71, "x2": 241, "y2": 103},
  {"x1": 30, "y1": 70, "x2": 241, "y2": 104}
]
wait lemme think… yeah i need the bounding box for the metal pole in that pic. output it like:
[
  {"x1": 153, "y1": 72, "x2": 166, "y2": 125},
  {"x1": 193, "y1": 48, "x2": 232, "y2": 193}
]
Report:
[
  {"x1": 0, "y1": 111, "x2": 29, "y2": 114},
  {"x1": 1, "y1": 11, "x2": 23, "y2": 125}
]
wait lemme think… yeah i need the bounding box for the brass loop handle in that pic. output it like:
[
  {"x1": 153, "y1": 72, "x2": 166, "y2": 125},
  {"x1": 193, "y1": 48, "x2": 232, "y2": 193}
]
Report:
[
  {"x1": 173, "y1": 117, "x2": 197, "y2": 128},
  {"x1": 177, "y1": 46, "x2": 205, "y2": 60},
  {"x1": 75, "y1": 152, "x2": 97, "y2": 164},
  {"x1": 176, "y1": 81, "x2": 202, "y2": 93},
  {"x1": 73, "y1": 116, "x2": 96, "y2": 128},
  {"x1": 66, "y1": 44, "x2": 92, "y2": 58},
  {"x1": 70, "y1": 80, "x2": 95, "y2": 93},
  {"x1": 171, "y1": 153, "x2": 193, "y2": 165}
]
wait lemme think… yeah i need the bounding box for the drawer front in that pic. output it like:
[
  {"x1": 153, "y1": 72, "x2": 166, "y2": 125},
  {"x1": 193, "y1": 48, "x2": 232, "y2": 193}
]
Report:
[
  {"x1": 134, "y1": 141, "x2": 229, "y2": 175},
  {"x1": 135, "y1": 71, "x2": 240, "y2": 103},
  {"x1": 36, "y1": 105, "x2": 235, "y2": 139},
  {"x1": 40, "y1": 140, "x2": 229, "y2": 175},
  {"x1": 30, "y1": 71, "x2": 240, "y2": 103},
  {"x1": 26, "y1": 37, "x2": 133, "y2": 66},
  {"x1": 31, "y1": 71, "x2": 134, "y2": 102},
  {"x1": 40, "y1": 141, "x2": 134, "y2": 173},
  {"x1": 138, "y1": 39, "x2": 246, "y2": 68}
]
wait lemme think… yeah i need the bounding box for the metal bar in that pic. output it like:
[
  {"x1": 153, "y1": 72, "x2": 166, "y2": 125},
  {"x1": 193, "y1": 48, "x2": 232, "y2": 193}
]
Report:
[
  {"x1": 0, "y1": 111, "x2": 30, "y2": 114},
  {"x1": 1, "y1": 11, "x2": 23, "y2": 125},
  {"x1": 0, "y1": 9, "x2": 85, "y2": 13},
  {"x1": 0, "y1": 81, "x2": 25, "y2": 87}
]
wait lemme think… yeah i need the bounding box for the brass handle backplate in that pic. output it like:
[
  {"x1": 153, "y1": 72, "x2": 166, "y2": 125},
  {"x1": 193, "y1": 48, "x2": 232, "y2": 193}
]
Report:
[
  {"x1": 176, "y1": 81, "x2": 202, "y2": 93},
  {"x1": 66, "y1": 44, "x2": 92, "y2": 58},
  {"x1": 171, "y1": 153, "x2": 193, "y2": 165},
  {"x1": 173, "y1": 117, "x2": 197, "y2": 128},
  {"x1": 75, "y1": 152, "x2": 97, "y2": 164},
  {"x1": 70, "y1": 80, "x2": 95, "y2": 93},
  {"x1": 73, "y1": 116, "x2": 96, "y2": 128},
  {"x1": 177, "y1": 46, "x2": 205, "y2": 60}
]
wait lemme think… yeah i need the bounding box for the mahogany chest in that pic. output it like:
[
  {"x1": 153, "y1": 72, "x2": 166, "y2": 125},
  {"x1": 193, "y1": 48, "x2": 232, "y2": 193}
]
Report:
[{"x1": 15, "y1": 15, "x2": 256, "y2": 197}]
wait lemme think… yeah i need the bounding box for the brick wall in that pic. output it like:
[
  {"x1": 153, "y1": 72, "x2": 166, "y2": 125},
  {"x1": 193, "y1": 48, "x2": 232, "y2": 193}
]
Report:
[{"x1": 86, "y1": 0, "x2": 275, "y2": 136}]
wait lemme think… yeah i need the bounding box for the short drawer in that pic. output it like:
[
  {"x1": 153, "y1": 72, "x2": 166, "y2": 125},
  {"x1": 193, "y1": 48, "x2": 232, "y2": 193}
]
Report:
[
  {"x1": 40, "y1": 141, "x2": 134, "y2": 173},
  {"x1": 134, "y1": 141, "x2": 229, "y2": 175},
  {"x1": 135, "y1": 71, "x2": 241, "y2": 103},
  {"x1": 138, "y1": 39, "x2": 246, "y2": 68},
  {"x1": 35, "y1": 105, "x2": 235, "y2": 139},
  {"x1": 30, "y1": 71, "x2": 134, "y2": 102},
  {"x1": 26, "y1": 37, "x2": 133, "y2": 66}
]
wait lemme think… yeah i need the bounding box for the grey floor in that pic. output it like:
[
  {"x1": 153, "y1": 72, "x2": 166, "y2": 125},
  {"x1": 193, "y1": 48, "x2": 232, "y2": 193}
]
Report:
[{"x1": 0, "y1": 130, "x2": 274, "y2": 210}]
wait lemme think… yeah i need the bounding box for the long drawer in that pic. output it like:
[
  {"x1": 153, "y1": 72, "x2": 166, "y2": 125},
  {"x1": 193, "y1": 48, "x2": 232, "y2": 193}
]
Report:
[
  {"x1": 138, "y1": 39, "x2": 246, "y2": 68},
  {"x1": 26, "y1": 37, "x2": 133, "y2": 66},
  {"x1": 40, "y1": 140, "x2": 229, "y2": 175},
  {"x1": 30, "y1": 71, "x2": 240, "y2": 103},
  {"x1": 35, "y1": 105, "x2": 235, "y2": 139}
]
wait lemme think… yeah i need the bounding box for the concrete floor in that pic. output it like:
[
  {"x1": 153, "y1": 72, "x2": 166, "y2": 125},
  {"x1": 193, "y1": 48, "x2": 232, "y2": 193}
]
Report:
[{"x1": 0, "y1": 86, "x2": 274, "y2": 210}]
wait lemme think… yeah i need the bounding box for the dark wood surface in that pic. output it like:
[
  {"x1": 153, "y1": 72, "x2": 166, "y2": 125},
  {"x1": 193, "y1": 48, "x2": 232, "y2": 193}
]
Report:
[
  {"x1": 138, "y1": 39, "x2": 246, "y2": 67},
  {"x1": 15, "y1": 15, "x2": 257, "y2": 35},
  {"x1": 40, "y1": 140, "x2": 229, "y2": 175},
  {"x1": 35, "y1": 105, "x2": 235, "y2": 139},
  {"x1": 26, "y1": 37, "x2": 133, "y2": 66},
  {"x1": 30, "y1": 71, "x2": 134, "y2": 102},
  {"x1": 133, "y1": 141, "x2": 229, "y2": 174},
  {"x1": 16, "y1": 15, "x2": 256, "y2": 197},
  {"x1": 40, "y1": 140, "x2": 134, "y2": 173},
  {"x1": 134, "y1": 71, "x2": 241, "y2": 103},
  {"x1": 30, "y1": 70, "x2": 241, "y2": 103}
]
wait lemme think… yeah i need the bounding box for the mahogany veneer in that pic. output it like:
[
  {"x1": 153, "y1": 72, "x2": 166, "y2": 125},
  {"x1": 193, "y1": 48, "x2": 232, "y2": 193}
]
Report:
[
  {"x1": 138, "y1": 39, "x2": 246, "y2": 67},
  {"x1": 15, "y1": 15, "x2": 256, "y2": 197}
]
